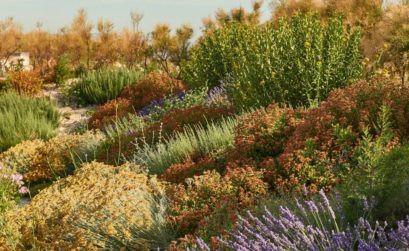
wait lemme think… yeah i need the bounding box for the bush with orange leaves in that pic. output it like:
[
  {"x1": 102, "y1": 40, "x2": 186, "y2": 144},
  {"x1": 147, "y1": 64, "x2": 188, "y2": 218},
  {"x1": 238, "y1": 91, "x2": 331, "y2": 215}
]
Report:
[
  {"x1": 89, "y1": 71, "x2": 186, "y2": 129},
  {"x1": 229, "y1": 80, "x2": 409, "y2": 193},
  {"x1": 167, "y1": 167, "x2": 268, "y2": 239},
  {"x1": 6, "y1": 70, "x2": 43, "y2": 95}
]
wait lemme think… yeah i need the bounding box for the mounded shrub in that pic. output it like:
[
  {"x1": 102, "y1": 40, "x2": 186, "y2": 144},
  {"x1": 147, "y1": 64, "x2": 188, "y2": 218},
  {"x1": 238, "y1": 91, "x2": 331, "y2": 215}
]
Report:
[
  {"x1": 6, "y1": 70, "x2": 43, "y2": 95},
  {"x1": 0, "y1": 131, "x2": 105, "y2": 183},
  {"x1": 229, "y1": 80, "x2": 409, "y2": 193},
  {"x1": 88, "y1": 71, "x2": 186, "y2": 129},
  {"x1": 1, "y1": 162, "x2": 168, "y2": 250},
  {"x1": 0, "y1": 92, "x2": 60, "y2": 152},
  {"x1": 74, "y1": 68, "x2": 143, "y2": 105},
  {"x1": 182, "y1": 13, "x2": 362, "y2": 108}
]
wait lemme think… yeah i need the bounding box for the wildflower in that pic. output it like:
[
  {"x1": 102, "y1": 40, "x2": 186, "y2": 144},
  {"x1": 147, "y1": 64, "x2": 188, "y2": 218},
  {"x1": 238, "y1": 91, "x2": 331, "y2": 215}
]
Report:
[{"x1": 18, "y1": 186, "x2": 29, "y2": 194}]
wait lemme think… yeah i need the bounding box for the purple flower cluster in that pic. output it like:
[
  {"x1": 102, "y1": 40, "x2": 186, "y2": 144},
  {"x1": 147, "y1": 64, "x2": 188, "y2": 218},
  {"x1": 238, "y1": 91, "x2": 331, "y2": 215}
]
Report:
[
  {"x1": 205, "y1": 86, "x2": 228, "y2": 106},
  {"x1": 195, "y1": 190, "x2": 409, "y2": 251},
  {"x1": 138, "y1": 92, "x2": 186, "y2": 117}
]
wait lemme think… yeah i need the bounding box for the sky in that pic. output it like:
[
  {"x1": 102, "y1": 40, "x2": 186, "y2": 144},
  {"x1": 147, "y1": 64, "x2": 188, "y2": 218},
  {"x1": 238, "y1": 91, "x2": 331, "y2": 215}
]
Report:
[{"x1": 0, "y1": 0, "x2": 271, "y2": 38}]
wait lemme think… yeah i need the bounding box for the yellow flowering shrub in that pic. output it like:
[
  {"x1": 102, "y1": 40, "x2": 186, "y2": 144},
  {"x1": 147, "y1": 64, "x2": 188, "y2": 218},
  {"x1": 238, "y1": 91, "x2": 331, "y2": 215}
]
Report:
[
  {"x1": 0, "y1": 131, "x2": 105, "y2": 183},
  {"x1": 0, "y1": 139, "x2": 45, "y2": 175},
  {"x1": 2, "y1": 161, "x2": 166, "y2": 250}
]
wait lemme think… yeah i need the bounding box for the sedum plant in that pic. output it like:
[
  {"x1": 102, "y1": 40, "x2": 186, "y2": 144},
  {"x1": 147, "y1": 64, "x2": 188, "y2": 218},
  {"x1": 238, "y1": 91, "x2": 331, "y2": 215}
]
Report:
[{"x1": 182, "y1": 12, "x2": 362, "y2": 108}]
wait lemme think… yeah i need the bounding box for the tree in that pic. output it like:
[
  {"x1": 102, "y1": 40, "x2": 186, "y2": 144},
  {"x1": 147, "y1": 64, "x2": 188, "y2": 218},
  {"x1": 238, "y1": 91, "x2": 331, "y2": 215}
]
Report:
[
  {"x1": 71, "y1": 9, "x2": 93, "y2": 69},
  {"x1": 95, "y1": 18, "x2": 117, "y2": 68},
  {"x1": 0, "y1": 17, "x2": 23, "y2": 75}
]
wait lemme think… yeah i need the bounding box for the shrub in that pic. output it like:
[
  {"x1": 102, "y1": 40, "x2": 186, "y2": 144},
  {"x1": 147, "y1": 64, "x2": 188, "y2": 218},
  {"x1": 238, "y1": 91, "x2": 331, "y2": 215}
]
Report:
[
  {"x1": 101, "y1": 106, "x2": 234, "y2": 165},
  {"x1": 196, "y1": 190, "x2": 409, "y2": 250},
  {"x1": 226, "y1": 80, "x2": 409, "y2": 193},
  {"x1": 0, "y1": 92, "x2": 60, "y2": 152},
  {"x1": 0, "y1": 131, "x2": 105, "y2": 183},
  {"x1": 168, "y1": 167, "x2": 268, "y2": 238},
  {"x1": 74, "y1": 68, "x2": 143, "y2": 105},
  {"x1": 53, "y1": 56, "x2": 71, "y2": 85},
  {"x1": 88, "y1": 72, "x2": 186, "y2": 129},
  {"x1": 0, "y1": 162, "x2": 168, "y2": 250},
  {"x1": 88, "y1": 98, "x2": 133, "y2": 129},
  {"x1": 342, "y1": 144, "x2": 409, "y2": 224},
  {"x1": 182, "y1": 13, "x2": 362, "y2": 108},
  {"x1": 129, "y1": 118, "x2": 236, "y2": 175},
  {"x1": 120, "y1": 71, "x2": 186, "y2": 111},
  {"x1": 6, "y1": 70, "x2": 43, "y2": 95}
]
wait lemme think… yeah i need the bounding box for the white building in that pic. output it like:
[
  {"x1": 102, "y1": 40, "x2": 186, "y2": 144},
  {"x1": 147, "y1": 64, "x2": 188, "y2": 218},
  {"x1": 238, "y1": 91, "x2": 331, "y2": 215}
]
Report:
[{"x1": 0, "y1": 52, "x2": 32, "y2": 73}]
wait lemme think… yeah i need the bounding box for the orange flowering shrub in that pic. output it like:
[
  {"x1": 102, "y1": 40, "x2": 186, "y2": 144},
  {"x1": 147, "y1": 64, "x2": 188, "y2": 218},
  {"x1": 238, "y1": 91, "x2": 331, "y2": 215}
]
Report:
[
  {"x1": 7, "y1": 70, "x2": 42, "y2": 95},
  {"x1": 1, "y1": 162, "x2": 165, "y2": 250},
  {"x1": 168, "y1": 167, "x2": 268, "y2": 238},
  {"x1": 120, "y1": 71, "x2": 186, "y2": 111},
  {"x1": 89, "y1": 72, "x2": 186, "y2": 129}
]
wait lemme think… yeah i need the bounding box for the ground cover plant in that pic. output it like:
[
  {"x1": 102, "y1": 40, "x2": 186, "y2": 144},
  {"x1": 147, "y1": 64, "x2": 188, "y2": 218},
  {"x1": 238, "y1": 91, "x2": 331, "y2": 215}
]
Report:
[{"x1": 0, "y1": 91, "x2": 60, "y2": 152}]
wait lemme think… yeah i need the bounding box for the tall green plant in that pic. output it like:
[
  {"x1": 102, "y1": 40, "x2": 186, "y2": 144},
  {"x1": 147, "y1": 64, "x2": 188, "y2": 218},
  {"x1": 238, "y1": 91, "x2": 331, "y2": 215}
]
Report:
[
  {"x1": 182, "y1": 13, "x2": 362, "y2": 108},
  {"x1": 74, "y1": 68, "x2": 143, "y2": 105},
  {"x1": 129, "y1": 118, "x2": 237, "y2": 175},
  {"x1": 0, "y1": 92, "x2": 60, "y2": 151}
]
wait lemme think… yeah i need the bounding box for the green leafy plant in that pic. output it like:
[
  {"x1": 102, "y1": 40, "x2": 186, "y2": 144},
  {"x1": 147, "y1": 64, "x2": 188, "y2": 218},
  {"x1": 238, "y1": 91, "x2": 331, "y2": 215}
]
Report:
[
  {"x1": 182, "y1": 12, "x2": 362, "y2": 108},
  {"x1": 54, "y1": 56, "x2": 72, "y2": 85},
  {"x1": 0, "y1": 92, "x2": 60, "y2": 152},
  {"x1": 74, "y1": 68, "x2": 143, "y2": 105},
  {"x1": 129, "y1": 118, "x2": 237, "y2": 175}
]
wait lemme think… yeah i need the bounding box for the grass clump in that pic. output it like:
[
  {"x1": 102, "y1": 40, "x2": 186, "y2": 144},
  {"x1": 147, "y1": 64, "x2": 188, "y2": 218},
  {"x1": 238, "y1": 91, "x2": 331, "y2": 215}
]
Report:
[
  {"x1": 74, "y1": 68, "x2": 143, "y2": 105},
  {"x1": 129, "y1": 118, "x2": 237, "y2": 175},
  {"x1": 0, "y1": 92, "x2": 60, "y2": 152}
]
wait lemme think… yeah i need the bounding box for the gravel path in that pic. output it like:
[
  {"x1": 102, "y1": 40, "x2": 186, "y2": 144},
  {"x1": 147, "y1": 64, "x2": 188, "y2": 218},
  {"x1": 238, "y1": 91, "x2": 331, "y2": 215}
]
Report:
[{"x1": 42, "y1": 83, "x2": 96, "y2": 133}]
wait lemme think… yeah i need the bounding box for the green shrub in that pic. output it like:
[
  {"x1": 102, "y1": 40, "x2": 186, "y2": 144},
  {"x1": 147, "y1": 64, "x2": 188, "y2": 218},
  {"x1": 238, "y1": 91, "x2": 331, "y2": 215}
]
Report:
[
  {"x1": 129, "y1": 118, "x2": 237, "y2": 175},
  {"x1": 0, "y1": 92, "x2": 60, "y2": 152},
  {"x1": 53, "y1": 56, "x2": 71, "y2": 85},
  {"x1": 74, "y1": 68, "x2": 143, "y2": 105},
  {"x1": 182, "y1": 13, "x2": 362, "y2": 108}
]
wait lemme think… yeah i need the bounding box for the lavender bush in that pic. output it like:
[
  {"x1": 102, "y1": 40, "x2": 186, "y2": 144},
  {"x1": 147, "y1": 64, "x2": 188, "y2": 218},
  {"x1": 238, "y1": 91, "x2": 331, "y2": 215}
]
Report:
[{"x1": 195, "y1": 190, "x2": 409, "y2": 251}]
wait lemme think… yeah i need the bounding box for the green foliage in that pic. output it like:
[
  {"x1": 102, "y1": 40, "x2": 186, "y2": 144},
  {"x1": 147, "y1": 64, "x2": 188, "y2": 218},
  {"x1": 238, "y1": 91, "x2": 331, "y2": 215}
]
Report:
[
  {"x1": 340, "y1": 106, "x2": 408, "y2": 223},
  {"x1": 129, "y1": 118, "x2": 236, "y2": 175},
  {"x1": 0, "y1": 92, "x2": 60, "y2": 152},
  {"x1": 74, "y1": 68, "x2": 144, "y2": 105},
  {"x1": 182, "y1": 13, "x2": 362, "y2": 108},
  {"x1": 54, "y1": 56, "x2": 72, "y2": 85}
]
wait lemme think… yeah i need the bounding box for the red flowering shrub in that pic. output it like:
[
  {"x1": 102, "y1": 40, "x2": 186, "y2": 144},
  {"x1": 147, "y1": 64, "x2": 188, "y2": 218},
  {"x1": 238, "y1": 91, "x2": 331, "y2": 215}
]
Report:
[
  {"x1": 89, "y1": 72, "x2": 186, "y2": 129},
  {"x1": 160, "y1": 156, "x2": 224, "y2": 184},
  {"x1": 88, "y1": 98, "x2": 133, "y2": 129},
  {"x1": 228, "y1": 80, "x2": 409, "y2": 193},
  {"x1": 167, "y1": 167, "x2": 268, "y2": 238}
]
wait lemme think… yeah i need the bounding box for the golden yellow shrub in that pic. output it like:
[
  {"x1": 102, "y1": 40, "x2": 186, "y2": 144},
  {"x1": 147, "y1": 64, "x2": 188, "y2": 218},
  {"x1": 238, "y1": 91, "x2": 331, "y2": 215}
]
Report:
[
  {"x1": 0, "y1": 131, "x2": 105, "y2": 183},
  {"x1": 2, "y1": 161, "x2": 165, "y2": 250}
]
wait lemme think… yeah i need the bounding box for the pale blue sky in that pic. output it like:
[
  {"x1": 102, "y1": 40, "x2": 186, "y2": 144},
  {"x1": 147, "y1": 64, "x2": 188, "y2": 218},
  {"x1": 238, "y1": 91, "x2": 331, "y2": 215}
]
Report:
[{"x1": 0, "y1": 0, "x2": 271, "y2": 37}]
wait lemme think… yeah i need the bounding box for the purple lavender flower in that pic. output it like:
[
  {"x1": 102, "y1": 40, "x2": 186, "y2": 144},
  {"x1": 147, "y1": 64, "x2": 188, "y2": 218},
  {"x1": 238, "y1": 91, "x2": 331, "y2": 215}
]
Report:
[{"x1": 193, "y1": 190, "x2": 409, "y2": 251}]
